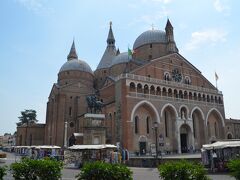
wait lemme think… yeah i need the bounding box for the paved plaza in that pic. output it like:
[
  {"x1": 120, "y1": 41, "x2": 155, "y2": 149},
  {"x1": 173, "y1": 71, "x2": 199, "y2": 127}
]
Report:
[{"x1": 0, "y1": 151, "x2": 235, "y2": 180}]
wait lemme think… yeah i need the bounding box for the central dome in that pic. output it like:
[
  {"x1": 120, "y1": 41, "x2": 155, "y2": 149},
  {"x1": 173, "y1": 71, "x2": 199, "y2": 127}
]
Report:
[
  {"x1": 59, "y1": 59, "x2": 93, "y2": 74},
  {"x1": 111, "y1": 52, "x2": 131, "y2": 66},
  {"x1": 133, "y1": 30, "x2": 167, "y2": 49}
]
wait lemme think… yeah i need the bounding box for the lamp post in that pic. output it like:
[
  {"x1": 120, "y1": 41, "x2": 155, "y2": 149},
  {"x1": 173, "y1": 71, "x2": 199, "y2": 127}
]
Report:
[
  {"x1": 64, "y1": 122, "x2": 68, "y2": 148},
  {"x1": 153, "y1": 121, "x2": 158, "y2": 166}
]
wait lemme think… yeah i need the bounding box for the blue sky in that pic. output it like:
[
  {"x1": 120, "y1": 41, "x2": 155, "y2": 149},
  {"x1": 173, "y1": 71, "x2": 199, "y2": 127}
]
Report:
[{"x1": 1, "y1": 0, "x2": 240, "y2": 135}]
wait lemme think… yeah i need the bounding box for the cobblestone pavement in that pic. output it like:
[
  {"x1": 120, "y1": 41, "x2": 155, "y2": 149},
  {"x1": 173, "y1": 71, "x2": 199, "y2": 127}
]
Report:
[
  {"x1": 60, "y1": 168, "x2": 236, "y2": 180},
  {"x1": 0, "y1": 151, "x2": 235, "y2": 180}
]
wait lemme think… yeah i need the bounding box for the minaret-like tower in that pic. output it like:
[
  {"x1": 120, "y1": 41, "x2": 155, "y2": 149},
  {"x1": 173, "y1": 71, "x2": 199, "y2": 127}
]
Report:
[
  {"x1": 67, "y1": 40, "x2": 78, "y2": 60},
  {"x1": 165, "y1": 19, "x2": 178, "y2": 54},
  {"x1": 95, "y1": 22, "x2": 117, "y2": 89},
  {"x1": 107, "y1": 21, "x2": 115, "y2": 46}
]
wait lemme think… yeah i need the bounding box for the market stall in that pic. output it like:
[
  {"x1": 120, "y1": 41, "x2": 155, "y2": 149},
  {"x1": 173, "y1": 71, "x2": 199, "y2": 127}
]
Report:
[
  {"x1": 14, "y1": 145, "x2": 62, "y2": 160},
  {"x1": 65, "y1": 144, "x2": 118, "y2": 168},
  {"x1": 201, "y1": 140, "x2": 240, "y2": 172}
]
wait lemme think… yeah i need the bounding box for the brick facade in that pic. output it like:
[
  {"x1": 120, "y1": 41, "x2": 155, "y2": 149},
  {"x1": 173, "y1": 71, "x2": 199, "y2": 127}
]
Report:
[{"x1": 16, "y1": 20, "x2": 240, "y2": 155}]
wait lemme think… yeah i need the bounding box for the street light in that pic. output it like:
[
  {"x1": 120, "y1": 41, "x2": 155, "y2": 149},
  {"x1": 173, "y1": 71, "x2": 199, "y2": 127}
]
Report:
[
  {"x1": 64, "y1": 122, "x2": 68, "y2": 148},
  {"x1": 153, "y1": 121, "x2": 158, "y2": 166}
]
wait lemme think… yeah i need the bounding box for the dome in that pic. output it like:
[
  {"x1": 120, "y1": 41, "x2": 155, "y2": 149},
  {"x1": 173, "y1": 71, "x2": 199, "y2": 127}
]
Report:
[
  {"x1": 111, "y1": 52, "x2": 131, "y2": 66},
  {"x1": 133, "y1": 30, "x2": 167, "y2": 49},
  {"x1": 59, "y1": 59, "x2": 93, "y2": 74}
]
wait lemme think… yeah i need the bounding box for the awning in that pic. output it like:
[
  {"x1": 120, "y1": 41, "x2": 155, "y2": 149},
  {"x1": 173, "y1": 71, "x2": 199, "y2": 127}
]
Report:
[
  {"x1": 73, "y1": 133, "x2": 83, "y2": 137},
  {"x1": 68, "y1": 144, "x2": 117, "y2": 150},
  {"x1": 35, "y1": 145, "x2": 61, "y2": 149},
  {"x1": 202, "y1": 141, "x2": 240, "y2": 150}
]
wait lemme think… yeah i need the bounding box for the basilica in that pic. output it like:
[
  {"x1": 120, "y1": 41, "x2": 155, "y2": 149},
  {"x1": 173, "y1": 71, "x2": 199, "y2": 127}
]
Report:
[{"x1": 17, "y1": 19, "x2": 240, "y2": 154}]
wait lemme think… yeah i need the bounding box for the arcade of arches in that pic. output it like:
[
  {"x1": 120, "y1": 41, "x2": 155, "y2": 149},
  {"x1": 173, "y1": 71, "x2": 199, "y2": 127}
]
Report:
[{"x1": 130, "y1": 101, "x2": 227, "y2": 154}]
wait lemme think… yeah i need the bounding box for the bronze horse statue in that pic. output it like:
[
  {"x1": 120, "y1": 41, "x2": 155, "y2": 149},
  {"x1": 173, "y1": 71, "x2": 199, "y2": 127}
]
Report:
[{"x1": 86, "y1": 95, "x2": 103, "y2": 113}]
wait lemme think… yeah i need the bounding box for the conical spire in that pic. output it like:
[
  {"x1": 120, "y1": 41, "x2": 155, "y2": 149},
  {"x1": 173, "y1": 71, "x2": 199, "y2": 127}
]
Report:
[
  {"x1": 165, "y1": 18, "x2": 173, "y2": 30},
  {"x1": 96, "y1": 21, "x2": 117, "y2": 70},
  {"x1": 67, "y1": 40, "x2": 78, "y2": 61},
  {"x1": 107, "y1": 21, "x2": 115, "y2": 46},
  {"x1": 116, "y1": 48, "x2": 120, "y2": 55}
]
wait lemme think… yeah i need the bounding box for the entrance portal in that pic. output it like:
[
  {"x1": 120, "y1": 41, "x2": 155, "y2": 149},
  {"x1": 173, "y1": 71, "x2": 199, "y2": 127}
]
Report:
[
  {"x1": 139, "y1": 142, "x2": 146, "y2": 155},
  {"x1": 180, "y1": 124, "x2": 192, "y2": 153},
  {"x1": 180, "y1": 133, "x2": 187, "y2": 153}
]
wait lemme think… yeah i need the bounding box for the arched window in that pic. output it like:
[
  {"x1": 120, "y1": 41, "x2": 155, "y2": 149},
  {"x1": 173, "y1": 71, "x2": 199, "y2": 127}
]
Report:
[
  {"x1": 207, "y1": 95, "x2": 210, "y2": 102},
  {"x1": 144, "y1": 84, "x2": 149, "y2": 94},
  {"x1": 185, "y1": 76, "x2": 191, "y2": 85},
  {"x1": 211, "y1": 96, "x2": 214, "y2": 103},
  {"x1": 137, "y1": 83, "x2": 142, "y2": 93},
  {"x1": 130, "y1": 82, "x2": 136, "y2": 92},
  {"x1": 135, "y1": 116, "x2": 139, "y2": 134},
  {"x1": 162, "y1": 87, "x2": 167, "y2": 96},
  {"x1": 198, "y1": 93, "x2": 201, "y2": 101},
  {"x1": 156, "y1": 87, "x2": 161, "y2": 95},
  {"x1": 202, "y1": 94, "x2": 206, "y2": 101},
  {"x1": 146, "y1": 117, "x2": 150, "y2": 134},
  {"x1": 168, "y1": 88, "x2": 172, "y2": 97},
  {"x1": 194, "y1": 93, "x2": 197, "y2": 100},
  {"x1": 174, "y1": 89, "x2": 178, "y2": 98},
  {"x1": 150, "y1": 85, "x2": 155, "y2": 95},
  {"x1": 164, "y1": 72, "x2": 170, "y2": 81},
  {"x1": 189, "y1": 92, "x2": 192, "y2": 100},
  {"x1": 218, "y1": 97, "x2": 222, "y2": 104},
  {"x1": 179, "y1": 90, "x2": 183, "y2": 99},
  {"x1": 184, "y1": 91, "x2": 188, "y2": 99}
]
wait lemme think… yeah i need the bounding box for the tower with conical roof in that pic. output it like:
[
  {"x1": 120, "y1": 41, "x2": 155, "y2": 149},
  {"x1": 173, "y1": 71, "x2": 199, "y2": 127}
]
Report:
[
  {"x1": 95, "y1": 22, "x2": 117, "y2": 89},
  {"x1": 165, "y1": 19, "x2": 178, "y2": 54}
]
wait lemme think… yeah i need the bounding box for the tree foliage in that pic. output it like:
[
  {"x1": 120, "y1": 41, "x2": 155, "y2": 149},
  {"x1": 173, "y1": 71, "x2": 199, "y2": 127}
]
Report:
[
  {"x1": 227, "y1": 158, "x2": 240, "y2": 180},
  {"x1": 17, "y1": 109, "x2": 38, "y2": 126},
  {"x1": 10, "y1": 158, "x2": 63, "y2": 180},
  {"x1": 158, "y1": 160, "x2": 209, "y2": 180},
  {"x1": 76, "y1": 161, "x2": 133, "y2": 180},
  {"x1": 0, "y1": 166, "x2": 7, "y2": 180}
]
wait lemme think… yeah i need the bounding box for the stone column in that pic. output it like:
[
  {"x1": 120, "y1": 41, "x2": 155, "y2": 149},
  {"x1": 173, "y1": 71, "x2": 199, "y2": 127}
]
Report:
[
  {"x1": 176, "y1": 119, "x2": 181, "y2": 154},
  {"x1": 188, "y1": 120, "x2": 195, "y2": 151}
]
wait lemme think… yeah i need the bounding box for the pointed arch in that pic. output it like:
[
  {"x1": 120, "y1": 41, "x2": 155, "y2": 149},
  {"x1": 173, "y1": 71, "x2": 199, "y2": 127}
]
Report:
[
  {"x1": 131, "y1": 100, "x2": 160, "y2": 123},
  {"x1": 190, "y1": 106, "x2": 205, "y2": 120},
  {"x1": 206, "y1": 108, "x2": 225, "y2": 127},
  {"x1": 160, "y1": 103, "x2": 178, "y2": 118}
]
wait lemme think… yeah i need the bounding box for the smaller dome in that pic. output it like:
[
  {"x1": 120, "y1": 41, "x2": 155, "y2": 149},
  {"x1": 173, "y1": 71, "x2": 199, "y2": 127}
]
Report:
[
  {"x1": 111, "y1": 52, "x2": 131, "y2": 66},
  {"x1": 59, "y1": 59, "x2": 93, "y2": 74},
  {"x1": 133, "y1": 30, "x2": 167, "y2": 49}
]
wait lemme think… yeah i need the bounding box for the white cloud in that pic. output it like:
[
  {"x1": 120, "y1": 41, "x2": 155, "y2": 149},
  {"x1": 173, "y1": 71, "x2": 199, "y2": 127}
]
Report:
[
  {"x1": 185, "y1": 29, "x2": 227, "y2": 51},
  {"x1": 213, "y1": 0, "x2": 230, "y2": 15},
  {"x1": 15, "y1": 0, "x2": 53, "y2": 15},
  {"x1": 128, "y1": 8, "x2": 170, "y2": 28}
]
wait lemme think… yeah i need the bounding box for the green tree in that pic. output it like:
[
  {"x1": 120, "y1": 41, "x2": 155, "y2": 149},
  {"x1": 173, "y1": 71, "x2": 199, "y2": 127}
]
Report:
[
  {"x1": 227, "y1": 158, "x2": 240, "y2": 180},
  {"x1": 17, "y1": 109, "x2": 38, "y2": 126},
  {"x1": 0, "y1": 166, "x2": 7, "y2": 180}
]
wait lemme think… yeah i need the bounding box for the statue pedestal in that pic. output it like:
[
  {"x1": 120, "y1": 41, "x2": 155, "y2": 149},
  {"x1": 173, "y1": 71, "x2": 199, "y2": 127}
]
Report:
[{"x1": 83, "y1": 113, "x2": 106, "y2": 145}]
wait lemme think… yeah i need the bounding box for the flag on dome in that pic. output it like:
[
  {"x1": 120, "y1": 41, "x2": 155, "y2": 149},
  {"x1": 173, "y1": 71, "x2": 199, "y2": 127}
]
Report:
[{"x1": 128, "y1": 47, "x2": 133, "y2": 57}]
